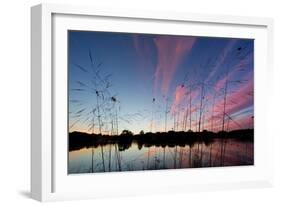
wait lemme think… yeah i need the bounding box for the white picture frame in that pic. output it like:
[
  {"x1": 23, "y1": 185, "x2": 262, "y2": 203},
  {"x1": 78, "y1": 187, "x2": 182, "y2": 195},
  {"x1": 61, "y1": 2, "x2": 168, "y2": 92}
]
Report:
[{"x1": 31, "y1": 3, "x2": 274, "y2": 202}]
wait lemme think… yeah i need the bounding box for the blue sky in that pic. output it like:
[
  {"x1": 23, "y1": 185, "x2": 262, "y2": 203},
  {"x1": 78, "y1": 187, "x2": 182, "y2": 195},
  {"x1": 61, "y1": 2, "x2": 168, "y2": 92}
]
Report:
[{"x1": 68, "y1": 30, "x2": 254, "y2": 134}]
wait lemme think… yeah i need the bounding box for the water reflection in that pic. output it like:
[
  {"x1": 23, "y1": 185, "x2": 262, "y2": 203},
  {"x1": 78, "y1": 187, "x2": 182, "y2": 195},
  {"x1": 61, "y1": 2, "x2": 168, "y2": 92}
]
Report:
[{"x1": 68, "y1": 138, "x2": 253, "y2": 174}]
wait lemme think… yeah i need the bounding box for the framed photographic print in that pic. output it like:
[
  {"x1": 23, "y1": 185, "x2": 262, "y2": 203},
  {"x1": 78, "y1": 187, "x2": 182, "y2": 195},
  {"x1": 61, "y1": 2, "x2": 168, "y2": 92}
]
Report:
[{"x1": 31, "y1": 3, "x2": 274, "y2": 201}]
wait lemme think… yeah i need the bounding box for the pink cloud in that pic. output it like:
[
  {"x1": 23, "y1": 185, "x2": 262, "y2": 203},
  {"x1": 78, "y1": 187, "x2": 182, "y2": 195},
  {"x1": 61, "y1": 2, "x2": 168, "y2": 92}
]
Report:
[
  {"x1": 214, "y1": 76, "x2": 228, "y2": 92},
  {"x1": 204, "y1": 113, "x2": 252, "y2": 131},
  {"x1": 224, "y1": 80, "x2": 253, "y2": 116},
  {"x1": 153, "y1": 36, "x2": 196, "y2": 95},
  {"x1": 214, "y1": 68, "x2": 239, "y2": 92},
  {"x1": 170, "y1": 85, "x2": 199, "y2": 115},
  {"x1": 201, "y1": 77, "x2": 253, "y2": 131},
  {"x1": 212, "y1": 79, "x2": 253, "y2": 128},
  {"x1": 170, "y1": 85, "x2": 187, "y2": 114},
  {"x1": 226, "y1": 115, "x2": 253, "y2": 130}
]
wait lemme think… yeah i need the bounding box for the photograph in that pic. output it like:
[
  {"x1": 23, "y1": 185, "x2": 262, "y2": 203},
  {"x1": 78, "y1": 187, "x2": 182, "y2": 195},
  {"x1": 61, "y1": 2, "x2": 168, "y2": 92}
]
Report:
[{"x1": 68, "y1": 30, "x2": 254, "y2": 174}]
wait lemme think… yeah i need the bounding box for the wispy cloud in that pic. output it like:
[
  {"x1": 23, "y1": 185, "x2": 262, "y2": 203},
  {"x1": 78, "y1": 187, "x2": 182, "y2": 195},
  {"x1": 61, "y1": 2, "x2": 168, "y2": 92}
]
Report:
[
  {"x1": 214, "y1": 52, "x2": 253, "y2": 92},
  {"x1": 198, "y1": 74, "x2": 253, "y2": 131},
  {"x1": 170, "y1": 85, "x2": 187, "y2": 114},
  {"x1": 153, "y1": 36, "x2": 196, "y2": 95},
  {"x1": 205, "y1": 39, "x2": 238, "y2": 83},
  {"x1": 170, "y1": 85, "x2": 199, "y2": 115},
  {"x1": 214, "y1": 79, "x2": 253, "y2": 118},
  {"x1": 132, "y1": 35, "x2": 155, "y2": 80}
]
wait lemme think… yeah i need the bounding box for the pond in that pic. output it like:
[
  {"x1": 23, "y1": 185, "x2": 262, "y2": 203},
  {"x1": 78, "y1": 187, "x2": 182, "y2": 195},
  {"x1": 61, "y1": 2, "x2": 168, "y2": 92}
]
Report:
[{"x1": 68, "y1": 138, "x2": 253, "y2": 174}]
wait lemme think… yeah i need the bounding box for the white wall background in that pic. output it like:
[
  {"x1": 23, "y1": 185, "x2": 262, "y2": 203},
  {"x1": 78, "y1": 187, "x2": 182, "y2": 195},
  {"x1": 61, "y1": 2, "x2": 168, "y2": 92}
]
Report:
[{"x1": 0, "y1": 0, "x2": 280, "y2": 205}]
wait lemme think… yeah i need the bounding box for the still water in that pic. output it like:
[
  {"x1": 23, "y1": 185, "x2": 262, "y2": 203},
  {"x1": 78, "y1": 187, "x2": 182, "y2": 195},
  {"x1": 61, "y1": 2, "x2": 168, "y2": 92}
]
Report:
[{"x1": 68, "y1": 138, "x2": 253, "y2": 174}]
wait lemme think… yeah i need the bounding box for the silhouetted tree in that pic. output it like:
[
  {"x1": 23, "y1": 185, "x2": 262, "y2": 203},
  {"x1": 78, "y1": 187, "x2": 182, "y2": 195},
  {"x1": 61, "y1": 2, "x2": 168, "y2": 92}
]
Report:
[{"x1": 120, "y1": 130, "x2": 133, "y2": 136}]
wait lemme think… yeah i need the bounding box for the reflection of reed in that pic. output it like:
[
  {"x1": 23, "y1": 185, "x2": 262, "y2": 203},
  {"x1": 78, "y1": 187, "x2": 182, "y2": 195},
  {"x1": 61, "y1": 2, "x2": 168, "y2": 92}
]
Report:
[
  {"x1": 189, "y1": 145, "x2": 192, "y2": 167},
  {"x1": 91, "y1": 146, "x2": 94, "y2": 173},
  {"x1": 100, "y1": 146, "x2": 105, "y2": 172},
  {"x1": 199, "y1": 144, "x2": 203, "y2": 167},
  {"x1": 115, "y1": 144, "x2": 122, "y2": 171},
  {"x1": 209, "y1": 143, "x2": 213, "y2": 167},
  {"x1": 220, "y1": 138, "x2": 224, "y2": 166},
  {"x1": 146, "y1": 148, "x2": 150, "y2": 169},
  {"x1": 219, "y1": 138, "x2": 228, "y2": 166},
  {"x1": 245, "y1": 142, "x2": 248, "y2": 164},
  {"x1": 179, "y1": 147, "x2": 184, "y2": 168},
  {"x1": 154, "y1": 156, "x2": 157, "y2": 170},
  {"x1": 163, "y1": 147, "x2": 166, "y2": 169},
  {"x1": 154, "y1": 147, "x2": 159, "y2": 170},
  {"x1": 222, "y1": 139, "x2": 227, "y2": 165},
  {"x1": 174, "y1": 146, "x2": 178, "y2": 169},
  {"x1": 108, "y1": 144, "x2": 112, "y2": 172},
  {"x1": 69, "y1": 137, "x2": 254, "y2": 173}
]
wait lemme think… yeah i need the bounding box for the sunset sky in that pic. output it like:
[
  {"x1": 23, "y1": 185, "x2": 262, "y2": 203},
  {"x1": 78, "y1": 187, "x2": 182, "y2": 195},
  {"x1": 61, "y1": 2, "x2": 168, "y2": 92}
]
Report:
[{"x1": 68, "y1": 30, "x2": 254, "y2": 134}]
